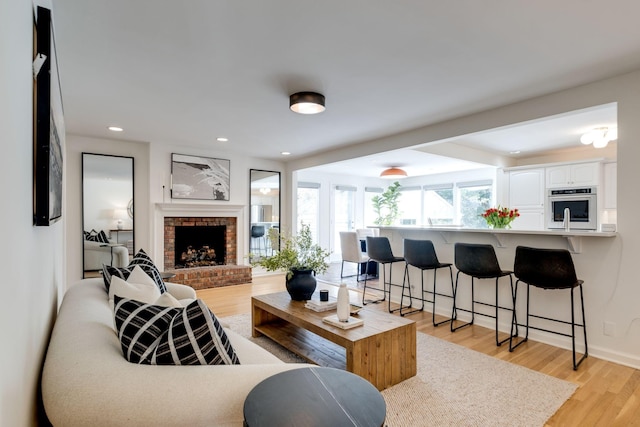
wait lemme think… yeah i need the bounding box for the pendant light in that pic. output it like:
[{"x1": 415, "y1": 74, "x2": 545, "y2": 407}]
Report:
[{"x1": 380, "y1": 167, "x2": 408, "y2": 179}]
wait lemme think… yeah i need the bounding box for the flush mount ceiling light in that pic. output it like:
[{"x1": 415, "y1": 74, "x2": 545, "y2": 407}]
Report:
[
  {"x1": 380, "y1": 167, "x2": 408, "y2": 179},
  {"x1": 580, "y1": 127, "x2": 617, "y2": 148},
  {"x1": 108, "y1": 126, "x2": 123, "y2": 132},
  {"x1": 289, "y1": 92, "x2": 326, "y2": 114}
]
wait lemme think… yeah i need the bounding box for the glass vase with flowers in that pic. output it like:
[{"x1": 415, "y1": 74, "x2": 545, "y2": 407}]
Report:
[{"x1": 481, "y1": 206, "x2": 520, "y2": 229}]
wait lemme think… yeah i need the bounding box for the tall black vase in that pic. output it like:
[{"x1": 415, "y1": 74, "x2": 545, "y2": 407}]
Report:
[{"x1": 286, "y1": 269, "x2": 316, "y2": 301}]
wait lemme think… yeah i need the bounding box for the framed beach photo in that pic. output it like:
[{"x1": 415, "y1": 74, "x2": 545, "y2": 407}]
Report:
[{"x1": 171, "y1": 154, "x2": 230, "y2": 201}]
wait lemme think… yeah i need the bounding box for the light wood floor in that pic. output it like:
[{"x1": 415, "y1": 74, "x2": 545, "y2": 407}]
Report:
[{"x1": 197, "y1": 274, "x2": 640, "y2": 427}]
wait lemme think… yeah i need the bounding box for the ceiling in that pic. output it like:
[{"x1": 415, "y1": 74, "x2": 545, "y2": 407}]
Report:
[{"x1": 53, "y1": 1, "x2": 639, "y2": 170}]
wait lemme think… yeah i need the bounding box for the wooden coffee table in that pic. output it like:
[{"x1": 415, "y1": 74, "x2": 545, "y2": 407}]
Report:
[{"x1": 251, "y1": 291, "x2": 416, "y2": 390}]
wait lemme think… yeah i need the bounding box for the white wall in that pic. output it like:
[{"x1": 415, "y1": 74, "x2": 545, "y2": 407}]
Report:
[
  {"x1": 290, "y1": 69, "x2": 640, "y2": 368},
  {"x1": 0, "y1": 1, "x2": 65, "y2": 425}
]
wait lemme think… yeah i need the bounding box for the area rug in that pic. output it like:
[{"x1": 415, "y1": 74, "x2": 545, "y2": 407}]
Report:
[{"x1": 222, "y1": 313, "x2": 577, "y2": 427}]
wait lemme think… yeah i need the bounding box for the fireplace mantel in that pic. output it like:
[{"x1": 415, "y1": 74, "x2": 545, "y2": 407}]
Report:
[{"x1": 153, "y1": 203, "x2": 247, "y2": 271}]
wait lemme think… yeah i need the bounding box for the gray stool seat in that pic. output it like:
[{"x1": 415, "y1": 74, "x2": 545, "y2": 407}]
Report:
[
  {"x1": 400, "y1": 239, "x2": 454, "y2": 326},
  {"x1": 451, "y1": 242, "x2": 517, "y2": 346},
  {"x1": 509, "y1": 246, "x2": 588, "y2": 370},
  {"x1": 362, "y1": 236, "x2": 408, "y2": 313}
]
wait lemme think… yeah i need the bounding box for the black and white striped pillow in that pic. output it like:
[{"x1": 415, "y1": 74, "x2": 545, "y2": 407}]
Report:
[
  {"x1": 114, "y1": 296, "x2": 240, "y2": 366},
  {"x1": 102, "y1": 249, "x2": 167, "y2": 294},
  {"x1": 85, "y1": 229, "x2": 109, "y2": 243},
  {"x1": 128, "y1": 249, "x2": 167, "y2": 293}
]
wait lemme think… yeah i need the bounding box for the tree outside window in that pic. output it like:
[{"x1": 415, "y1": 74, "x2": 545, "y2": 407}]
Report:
[{"x1": 459, "y1": 185, "x2": 492, "y2": 228}]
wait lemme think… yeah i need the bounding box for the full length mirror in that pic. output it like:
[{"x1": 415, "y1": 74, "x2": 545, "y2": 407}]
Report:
[
  {"x1": 249, "y1": 169, "x2": 280, "y2": 258},
  {"x1": 82, "y1": 153, "x2": 134, "y2": 277}
]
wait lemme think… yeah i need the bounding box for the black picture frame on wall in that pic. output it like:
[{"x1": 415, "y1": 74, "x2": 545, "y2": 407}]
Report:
[
  {"x1": 171, "y1": 153, "x2": 230, "y2": 201},
  {"x1": 33, "y1": 5, "x2": 64, "y2": 226}
]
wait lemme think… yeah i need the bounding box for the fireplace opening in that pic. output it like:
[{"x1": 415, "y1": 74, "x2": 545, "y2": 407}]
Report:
[{"x1": 174, "y1": 225, "x2": 226, "y2": 268}]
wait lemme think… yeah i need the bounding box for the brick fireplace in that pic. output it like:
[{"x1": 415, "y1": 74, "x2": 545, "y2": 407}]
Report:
[
  {"x1": 155, "y1": 204, "x2": 251, "y2": 290},
  {"x1": 164, "y1": 217, "x2": 236, "y2": 269}
]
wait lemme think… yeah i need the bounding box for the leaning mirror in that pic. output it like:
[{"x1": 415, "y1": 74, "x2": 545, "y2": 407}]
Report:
[
  {"x1": 82, "y1": 153, "x2": 134, "y2": 277},
  {"x1": 249, "y1": 169, "x2": 281, "y2": 258}
]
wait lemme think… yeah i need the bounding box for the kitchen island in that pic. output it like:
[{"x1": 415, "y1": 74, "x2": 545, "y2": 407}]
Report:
[{"x1": 371, "y1": 225, "x2": 619, "y2": 365}]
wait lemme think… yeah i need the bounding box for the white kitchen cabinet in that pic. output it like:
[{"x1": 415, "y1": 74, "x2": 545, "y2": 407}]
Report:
[
  {"x1": 546, "y1": 162, "x2": 600, "y2": 188},
  {"x1": 603, "y1": 162, "x2": 617, "y2": 209},
  {"x1": 508, "y1": 168, "x2": 545, "y2": 230}
]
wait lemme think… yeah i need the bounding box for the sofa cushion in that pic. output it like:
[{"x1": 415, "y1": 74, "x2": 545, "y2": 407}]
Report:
[
  {"x1": 154, "y1": 292, "x2": 183, "y2": 307},
  {"x1": 108, "y1": 267, "x2": 161, "y2": 311},
  {"x1": 85, "y1": 229, "x2": 109, "y2": 243},
  {"x1": 114, "y1": 296, "x2": 240, "y2": 366},
  {"x1": 128, "y1": 249, "x2": 167, "y2": 293},
  {"x1": 103, "y1": 249, "x2": 167, "y2": 294}
]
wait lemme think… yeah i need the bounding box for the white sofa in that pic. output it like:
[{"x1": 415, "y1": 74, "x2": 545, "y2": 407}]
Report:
[
  {"x1": 41, "y1": 278, "x2": 311, "y2": 426},
  {"x1": 83, "y1": 240, "x2": 129, "y2": 270}
]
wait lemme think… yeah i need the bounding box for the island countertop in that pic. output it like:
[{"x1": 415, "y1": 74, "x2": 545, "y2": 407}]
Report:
[
  {"x1": 374, "y1": 225, "x2": 616, "y2": 253},
  {"x1": 375, "y1": 225, "x2": 616, "y2": 238}
]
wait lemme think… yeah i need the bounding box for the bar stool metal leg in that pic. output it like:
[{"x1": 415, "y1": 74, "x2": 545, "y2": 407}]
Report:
[
  {"x1": 432, "y1": 266, "x2": 454, "y2": 327},
  {"x1": 400, "y1": 263, "x2": 424, "y2": 316}
]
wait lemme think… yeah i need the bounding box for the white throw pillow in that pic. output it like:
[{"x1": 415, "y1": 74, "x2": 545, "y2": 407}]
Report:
[
  {"x1": 154, "y1": 292, "x2": 183, "y2": 308},
  {"x1": 108, "y1": 266, "x2": 161, "y2": 311}
]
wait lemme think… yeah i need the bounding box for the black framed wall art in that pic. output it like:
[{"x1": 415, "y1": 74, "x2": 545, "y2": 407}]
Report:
[
  {"x1": 171, "y1": 154, "x2": 230, "y2": 201},
  {"x1": 33, "y1": 5, "x2": 64, "y2": 226}
]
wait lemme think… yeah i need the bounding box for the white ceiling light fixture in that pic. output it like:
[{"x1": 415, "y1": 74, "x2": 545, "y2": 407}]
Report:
[
  {"x1": 380, "y1": 167, "x2": 408, "y2": 179},
  {"x1": 216, "y1": 137, "x2": 228, "y2": 142},
  {"x1": 108, "y1": 126, "x2": 123, "y2": 132},
  {"x1": 580, "y1": 127, "x2": 617, "y2": 148},
  {"x1": 289, "y1": 92, "x2": 326, "y2": 114}
]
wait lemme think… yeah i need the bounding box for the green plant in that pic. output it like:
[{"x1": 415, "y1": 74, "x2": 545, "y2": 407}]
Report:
[
  {"x1": 372, "y1": 181, "x2": 402, "y2": 225},
  {"x1": 250, "y1": 223, "x2": 330, "y2": 280}
]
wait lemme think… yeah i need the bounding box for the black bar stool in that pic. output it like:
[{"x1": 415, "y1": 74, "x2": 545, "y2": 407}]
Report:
[
  {"x1": 400, "y1": 239, "x2": 454, "y2": 326},
  {"x1": 509, "y1": 246, "x2": 588, "y2": 370},
  {"x1": 451, "y1": 242, "x2": 517, "y2": 346},
  {"x1": 362, "y1": 236, "x2": 408, "y2": 313}
]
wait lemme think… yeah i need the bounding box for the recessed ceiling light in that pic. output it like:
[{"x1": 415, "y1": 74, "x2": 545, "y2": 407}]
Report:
[
  {"x1": 216, "y1": 137, "x2": 228, "y2": 142},
  {"x1": 509, "y1": 150, "x2": 521, "y2": 154},
  {"x1": 108, "y1": 126, "x2": 123, "y2": 132},
  {"x1": 281, "y1": 151, "x2": 291, "y2": 156}
]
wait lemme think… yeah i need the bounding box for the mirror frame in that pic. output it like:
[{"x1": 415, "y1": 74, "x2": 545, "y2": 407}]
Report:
[
  {"x1": 82, "y1": 153, "x2": 135, "y2": 277},
  {"x1": 249, "y1": 169, "x2": 281, "y2": 256}
]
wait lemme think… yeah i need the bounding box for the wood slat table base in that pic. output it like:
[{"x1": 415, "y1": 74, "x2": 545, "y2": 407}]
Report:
[{"x1": 252, "y1": 292, "x2": 416, "y2": 390}]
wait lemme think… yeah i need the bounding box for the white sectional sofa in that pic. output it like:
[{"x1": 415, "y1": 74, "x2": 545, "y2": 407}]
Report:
[
  {"x1": 41, "y1": 278, "x2": 311, "y2": 426},
  {"x1": 83, "y1": 240, "x2": 129, "y2": 270}
]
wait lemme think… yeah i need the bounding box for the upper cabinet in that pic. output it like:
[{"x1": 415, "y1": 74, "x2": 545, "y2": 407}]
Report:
[
  {"x1": 546, "y1": 162, "x2": 600, "y2": 188},
  {"x1": 508, "y1": 168, "x2": 545, "y2": 230}
]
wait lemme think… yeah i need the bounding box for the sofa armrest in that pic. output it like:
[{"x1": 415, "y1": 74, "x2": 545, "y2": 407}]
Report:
[{"x1": 165, "y1": 282, "x2": 197, "y2": 300}]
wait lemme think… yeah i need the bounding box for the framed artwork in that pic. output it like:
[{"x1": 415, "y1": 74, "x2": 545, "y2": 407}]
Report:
[
  {"x1": 33, "y1": 5, "x2": 64, "y2": 226},
  {"x1": 171, "y1": 154, "x2": 230, "y2": 201}
]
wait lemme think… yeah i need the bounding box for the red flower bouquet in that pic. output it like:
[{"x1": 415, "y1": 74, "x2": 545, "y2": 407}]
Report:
[{"x1": 481, "y1": 206, "x2": 520, "y2": 229}]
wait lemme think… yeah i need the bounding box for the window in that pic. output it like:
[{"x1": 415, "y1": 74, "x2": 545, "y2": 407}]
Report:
[
  {"x1": 423, "y1": 185, "x2": 454, "y2": 225},
  {"x1": 364, "y1": 187, "x2": 382, "y2": 226},
  {"x1": 333, "y1": 186, "x2": 356, "y2": 252},
  {"x1": 398, "y1": 186, "x2": 421, "y2": 225},
  {"x1": 297, "y1": 183, "x2": 320, "y2": 243},
  {"x1": 457, "y1": 181, "x2": 492, "y2": 228}
]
